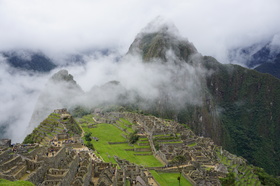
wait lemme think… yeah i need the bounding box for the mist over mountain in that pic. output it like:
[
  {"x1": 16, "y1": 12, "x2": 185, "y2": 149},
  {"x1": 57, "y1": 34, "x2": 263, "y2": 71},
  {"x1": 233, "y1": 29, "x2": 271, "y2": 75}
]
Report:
[
  {"x1": 27, "y1": 69, "x2": 83, "y2": 134},
  {"x1": 14, "y1": 20, "x2": 279, "y2": 176},
  {"x1": 1, "y1": 0, "x2": 280, "y2": 178},
  {"x1": 229, "y1": 33, "x2": 280, "y2": 79},
  {"x1": 2, "y1": 50, "x2": 56, "y2": 72},
  {"x1": 26, "y1": 21, "x2": 209, "y2": 136}
]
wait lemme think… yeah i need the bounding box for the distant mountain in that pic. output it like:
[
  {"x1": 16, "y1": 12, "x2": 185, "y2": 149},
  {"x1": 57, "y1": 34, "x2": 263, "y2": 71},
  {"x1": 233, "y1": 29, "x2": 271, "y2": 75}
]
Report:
[
  {"x1": 2, "y1": 50, "x2": 57, "y2": 72},
  {"x1": 229, "y1": 35, "x2": 280, "y2": 79},
  {"x1": 254, "y1": 53, "x2": 280, "y2": 79},
  {"x1": 1, "y1": 49, "x2": 118, "y2": 73}
]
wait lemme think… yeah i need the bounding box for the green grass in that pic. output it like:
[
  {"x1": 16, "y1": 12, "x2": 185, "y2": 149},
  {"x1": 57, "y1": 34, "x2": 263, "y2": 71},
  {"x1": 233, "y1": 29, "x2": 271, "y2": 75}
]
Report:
[
  {"x1": 82, "y1": 123, "x2": 163, "y2": 167},
  {"x1": 78, "y1": 114, "x2": 95, "y2": 125},
  {"x1": 150, "y1": 170, "x2": 193, "y2": 186},
  {"x1": 116, "y1": 119, "x2": 134, "y2": 133},
  {"x1": 188, "y1": 143, "x2": 197, "y2": 147},
  {"x1": 0, "y1": 179, "x2": 34, "y2": 186},
  {"x1": 119, "y1": 118, "x2": 133, "y2": 126},
  {"x1": 159, "y1": 141, "x2": 182, "y2": 144}
]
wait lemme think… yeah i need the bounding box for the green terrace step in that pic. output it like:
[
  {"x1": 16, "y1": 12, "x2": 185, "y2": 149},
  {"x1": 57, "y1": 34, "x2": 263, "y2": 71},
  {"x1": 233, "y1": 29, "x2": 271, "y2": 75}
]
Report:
[
  {"x1": 54, "y1": 128, "x2": 64, "y2": 133},
  {"x1": 134, "y1": 153, "x2": 153, "y2": 156},
  {"x1": 139, "y1": 139, "x2": 148, "y2": 141}
]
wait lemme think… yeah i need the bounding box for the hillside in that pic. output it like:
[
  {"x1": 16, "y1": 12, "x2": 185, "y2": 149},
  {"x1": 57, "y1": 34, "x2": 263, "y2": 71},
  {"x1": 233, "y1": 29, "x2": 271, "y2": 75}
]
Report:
[
  {"x1": 23, "y1": 109, "x2": 82, "y2": 145},
  {"x1": 126, "y1": 26, "x2": 280, "y2": 176},
  {"x1": 25, "y1": 23, "x2": 280, "y2": 176},
  {"x1": 4, "y1": 109, "x2": 280, "y2": 185}
]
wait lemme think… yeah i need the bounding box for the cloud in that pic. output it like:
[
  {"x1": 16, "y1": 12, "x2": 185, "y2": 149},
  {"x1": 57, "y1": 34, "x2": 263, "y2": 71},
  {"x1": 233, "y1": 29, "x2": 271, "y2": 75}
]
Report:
[
  {"x1": 0, "y1": 57, "x2": 50, "y2": 142},
  {"x1": 26, "y1": 44, "x2": 208, "y2": 141},
  {"x1": 72, "y1": 52, "x2": 207, "y2": 107},
  {"x1": 0, "y1": 0, "x2": 279, "y2": 62},
  {"x1": 1, "y1": 0, "x2": 280, "y2": 142}
]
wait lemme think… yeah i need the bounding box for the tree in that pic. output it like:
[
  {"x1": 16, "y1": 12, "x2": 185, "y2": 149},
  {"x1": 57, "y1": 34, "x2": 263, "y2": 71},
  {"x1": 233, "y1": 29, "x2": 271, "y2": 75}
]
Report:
[
  {"x1": 128, "y1": 131, "x2": 139, "y2": 144},
  {"x1": 84, "y1": 132, "x2": 92, "y2": 142},
  {"x1": 219, "y1": 172, "x2": 235, "y2": 186},
  {"x1": 86, "y1": 141, "x2": 94, "y2": 150},
  {"x1": 171, "y1": 155, "x2": 187, "y2": 186}
]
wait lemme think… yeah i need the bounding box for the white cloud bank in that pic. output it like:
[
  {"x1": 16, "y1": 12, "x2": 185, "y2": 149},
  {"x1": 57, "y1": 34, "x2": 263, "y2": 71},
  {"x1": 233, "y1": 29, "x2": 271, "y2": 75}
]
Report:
[
  {"x1": 0, "y1": 58, "x2": 50, "y2": 142},
  {"x1": 0, "y1": 0, "x2": 279, "y2": 62},
  {"x1": 1, "y1": 0, "x2": 280, "y2": 142}
]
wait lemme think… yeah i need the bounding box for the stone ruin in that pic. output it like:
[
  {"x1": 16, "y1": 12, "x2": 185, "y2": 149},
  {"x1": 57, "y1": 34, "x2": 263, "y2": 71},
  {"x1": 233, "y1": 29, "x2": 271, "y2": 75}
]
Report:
[
  {"x1": 53, "y1": 108, "x2": 68, "y2": 114},
  {"x1": 1, "y1": 110, "x2": 262, "y2": 185},
  {"x1": 123, "y1": 112, "x2": 228, "y2": 185},
  {"x1": 0, "y1": 144, "x2": 95, "y2": 185},
  {"x1": 0, "y1": 142, "x2": 155, "y2": 186},
  {"x1": 114, "y1": 156, "x2": 152, "y2": 186},
  {"x1": 0, "y1": 139, "x2": 11, "y2": 147}
]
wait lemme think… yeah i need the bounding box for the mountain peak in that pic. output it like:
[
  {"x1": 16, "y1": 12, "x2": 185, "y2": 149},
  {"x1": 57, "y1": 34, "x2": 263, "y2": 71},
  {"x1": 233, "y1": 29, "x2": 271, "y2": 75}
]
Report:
[
  {"x1": 140, "y1": 16, "x2": 180, "y2": 36},
  {"x1": 51, "y1": 69, "x2": 74, "y2": 82},
  {"x1": 127, "y1": 18, "x2": 197, "y2": 62}
]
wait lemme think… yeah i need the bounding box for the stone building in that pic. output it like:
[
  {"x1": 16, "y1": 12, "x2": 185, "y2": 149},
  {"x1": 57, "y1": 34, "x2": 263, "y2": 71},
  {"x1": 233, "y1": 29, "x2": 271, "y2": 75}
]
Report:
[{"x1": 0, "y1": 139, "x2": 11, "y2": 147}]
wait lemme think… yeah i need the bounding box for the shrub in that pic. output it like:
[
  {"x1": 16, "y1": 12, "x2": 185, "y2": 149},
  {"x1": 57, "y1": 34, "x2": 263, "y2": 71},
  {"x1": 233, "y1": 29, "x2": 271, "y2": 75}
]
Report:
[
  {"x1": 86, "y1": 141, "x2": 94, "y2": 150},
  {"x1": 128, "y1": 131, "x2": 139, "y2": 144},
  {"x1": 84, "y1": 132, "x2": 92, "y2": 142}
]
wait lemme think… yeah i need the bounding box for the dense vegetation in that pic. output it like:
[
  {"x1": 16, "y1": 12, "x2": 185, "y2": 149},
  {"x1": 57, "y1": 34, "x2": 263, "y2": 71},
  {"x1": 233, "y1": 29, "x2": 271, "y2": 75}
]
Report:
[
  {"x1": 253, "y1": 167, "x2": 280, "y2": 186},
  {"x1": 204, "y1": 60, "x2": 280, "y2": 175}
]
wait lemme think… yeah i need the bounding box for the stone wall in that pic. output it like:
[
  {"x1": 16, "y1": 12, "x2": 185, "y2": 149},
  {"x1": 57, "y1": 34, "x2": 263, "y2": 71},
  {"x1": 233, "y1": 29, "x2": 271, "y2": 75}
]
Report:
[
  {"x1": 183, "y1": 171, "x2": 197, "y2": 186},
  {"x1": 0, "y1": 139, "x2": 11, "y2": 147},
  {"x1": 0, "y1": 156, "x2": 22, "y2": 172},
  {"x1": 0, "y1": 150, "x2": 13, "y2": 166},
  {"x1": 27, "y1": 146, "x2": 67, "y2": 184},
  {"x1": 0, "y1": 173, "x2": 16, "y2": 181},
  {"x1": 27, "y1": 165, "x2": 48, "y2": 184},
  {"x1": 82, "y1": 161, "x2": 92, "y2": 186},
  {"x1": 45, "y1": 168, "x2": 68, "y2": 180},
  {"x1": 108, "y1": 141, "x2": 128, "y2": 145},
  {"x1": 134, "y1": 148, "x2": 151, "y2": 152},
  {"x1": 60, "y1": 154, "x2": 78, "y2": 186},
  {"x1": 14, "y1": 165, "x2": 27, "y2": 180},
  {"x1": 57, "y1": 134, "x2": 68, "y2": 140}
]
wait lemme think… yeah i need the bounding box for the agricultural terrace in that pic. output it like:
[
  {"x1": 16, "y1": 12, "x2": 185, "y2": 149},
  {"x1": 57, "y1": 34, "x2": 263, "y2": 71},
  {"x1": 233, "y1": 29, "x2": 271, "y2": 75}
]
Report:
[
  {"x1": 0, "y1": 179, "x2": 34, "y2": 186},
  {"x1": 150, "y1": 170, "x2": 192, "y2": 186},
  {"x1": 216, "y1": 149, "x2": 262, "y2": 186},
  {"x1": 80, "y1": 115, "x2": 163, "y2": 167}
]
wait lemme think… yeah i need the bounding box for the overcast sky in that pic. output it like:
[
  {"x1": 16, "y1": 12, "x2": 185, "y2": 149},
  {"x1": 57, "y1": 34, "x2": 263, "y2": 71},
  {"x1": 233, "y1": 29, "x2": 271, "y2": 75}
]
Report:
[
  {"x1": 0, "y1": 0, "x2": 279, "y2": 62},
  {"x1": 1, "y1": 0, "x2": 280, "y2": 142}
]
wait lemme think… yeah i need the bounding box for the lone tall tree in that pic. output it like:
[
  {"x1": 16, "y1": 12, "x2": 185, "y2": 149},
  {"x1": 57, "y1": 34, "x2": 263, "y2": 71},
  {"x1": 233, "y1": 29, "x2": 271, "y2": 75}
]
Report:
[{"x1": 171, "y1": 155, "x2": 187, "y2": 186}]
